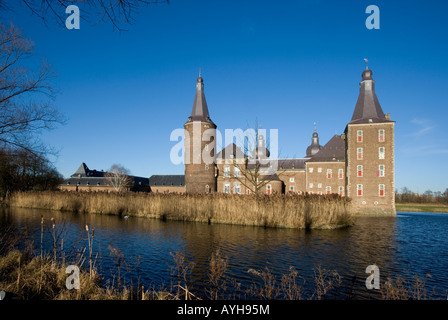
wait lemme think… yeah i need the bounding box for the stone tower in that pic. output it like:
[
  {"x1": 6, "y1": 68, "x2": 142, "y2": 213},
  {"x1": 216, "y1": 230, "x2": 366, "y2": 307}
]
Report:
[
  {"x1": 306, "y1": 124, "x2": 323, "y2": 157},
  {"x1": 184, "y1": 74, "x2": 217, "y2": 193},
  {"x1": 345, "y1": 67, "x2": 395, "y2": 215}
]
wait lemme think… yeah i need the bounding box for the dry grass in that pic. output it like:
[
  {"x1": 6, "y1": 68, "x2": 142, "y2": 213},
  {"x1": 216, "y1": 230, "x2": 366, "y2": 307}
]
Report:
[{"x1": 8, "y1": 191, "x2": 355, "y2": 229}]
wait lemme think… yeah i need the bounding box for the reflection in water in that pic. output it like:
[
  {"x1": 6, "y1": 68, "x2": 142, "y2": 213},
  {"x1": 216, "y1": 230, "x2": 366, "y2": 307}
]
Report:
[{"x1": 1, "y1": 207, "x2": 447, "y2": 299}]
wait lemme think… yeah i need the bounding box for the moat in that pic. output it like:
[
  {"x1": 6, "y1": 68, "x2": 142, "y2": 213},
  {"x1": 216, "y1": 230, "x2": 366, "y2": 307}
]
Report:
[{"x1": 1, "y1": 207, "x2": 447, "y2": 299}]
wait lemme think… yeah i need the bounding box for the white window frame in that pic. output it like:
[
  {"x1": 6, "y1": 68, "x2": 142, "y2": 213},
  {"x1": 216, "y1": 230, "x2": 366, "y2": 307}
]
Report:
[
  {"x1": 234, "y1": 166, "x2": 240, "y2": 177},
  {"x1": 378, "y1": 129, "x2": 385, "y2": 142},
  {"x1": 309, "y1": 183, "x2": 314, "y2": 188},
  {"x1": 223, "y1": 182, "x2": 230, "y2": 194},
  {"x1": 379, "y1": 165, "x2": 385, "y2": 177},
  {"x1": 357, "y1": 165, "x2": 363, "y2": 177},
  {"x1": 338, "y1": 168, "x2": 344, "y2": 179},
  {"x1": 327, "y1": 169, "x2": 332, "y2": 179},
  {"x1": 223, "y1": 165, "x2": 230, "y2": 178},
  {"x1": 309, "y1": 167, "x2": 314, "y2": 173},
  {"x1": 379, "y1": 184, "x2": 385, "y2": 197},
  {"x1": 379, "y1": 147, "x2": 385, "y2": 160},
  {"x1": 357, "y1": 148, "x2": 363, "y2": 160},
  {"x1": 317, "y1": 167, "x2": 322, "y2": 173},
  {"x1": 317, "y1": 183, "x2": 322, "y2": 189},
  {"x1": 326, "y1": 186, "x2": 331, "y2": 194},
  {"x1": 357, "y1": 130, "x2": 363, "y2": 142},
  {"x1": 289, "y1": 177, "x2": 295, "y2": 183},
  {"x1": 357, "y1": 184, "x2": 363, "y2": 196},
  {"x1": 234, "y1": 182, "x2": 241, "y2": 194}
]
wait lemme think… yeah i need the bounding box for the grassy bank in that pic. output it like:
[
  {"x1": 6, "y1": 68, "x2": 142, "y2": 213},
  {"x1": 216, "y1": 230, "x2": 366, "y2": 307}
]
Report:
[
  {"x1": 7, "y1": 191, "x2": 355, "y2": 229},
  {"x1": 0, "y1": 248, "x2": 440, "y2": 300},
  {"x1": 396, "y1": 203, "x2": 448, "y2": 213}
]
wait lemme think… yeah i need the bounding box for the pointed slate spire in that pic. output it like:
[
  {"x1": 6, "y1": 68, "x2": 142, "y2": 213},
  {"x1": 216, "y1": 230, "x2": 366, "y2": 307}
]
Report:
[
  {"x1": 188, "y1": 72, "x2": 214, "y2": 124},
  {"x1": 72, "y1": 163, "x2": 89, "y2": 177},
  {"x1": 350, "y1": 66, "x2": 388, "y2": 124}
]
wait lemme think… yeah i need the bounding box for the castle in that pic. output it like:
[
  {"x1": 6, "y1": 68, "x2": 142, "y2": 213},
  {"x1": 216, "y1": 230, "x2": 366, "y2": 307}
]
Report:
[
  {"x1": 150, "y1": 65, "x2": 396, "y2": 215},
  {"x1": 61, "y1": 65, "x2": 396, "y2": 215}
]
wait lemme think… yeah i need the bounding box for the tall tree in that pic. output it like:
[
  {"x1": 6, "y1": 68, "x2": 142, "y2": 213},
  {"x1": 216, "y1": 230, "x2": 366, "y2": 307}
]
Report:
[{"x1": 0, "y1": 22, "x2": 62, "y2": 157}]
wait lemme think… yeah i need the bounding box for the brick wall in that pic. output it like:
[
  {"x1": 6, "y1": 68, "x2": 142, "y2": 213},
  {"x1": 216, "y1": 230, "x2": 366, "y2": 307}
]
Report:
[
  {"x1": 346, "y1": 122, "x2": 395, "y2": 215},
  {"x1": 305, "y1": 162, "x2": 346, "y2": 196},
  {"x1": 184, "y1": 121, "x2": 217, "y2": 193}
]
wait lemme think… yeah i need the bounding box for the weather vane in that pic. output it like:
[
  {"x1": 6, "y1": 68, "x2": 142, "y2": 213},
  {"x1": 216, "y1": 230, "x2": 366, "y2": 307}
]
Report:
[{"x1": 364, "y1": 58, "x2": 369, "y2": 70}]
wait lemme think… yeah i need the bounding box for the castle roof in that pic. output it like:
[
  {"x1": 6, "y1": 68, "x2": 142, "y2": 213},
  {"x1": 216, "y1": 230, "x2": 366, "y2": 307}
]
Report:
[
  {"x1": 216, "y1": 143, "x2": 246, "y2": 160},
  {"x1": 306, "y1": 126, "x2": 323, "y2": 157},
  {"x1": 71, "y1": 162, "x2": 105, "y2": 177},
  {"x1": 307, "y1": 134, "x2": 345, "y2": 162},
  {"x1": 149, "y1": 175, "x2": 185, "y2": 187},
  {"x1": 187, "y1": 75, "x2": 215, "y2": 125},
  {"x1": 278, "y1": 159, "x2": 307, "y2": 170},
  {"x1": 350, "y1": 68, "x2": 392, "y2": 124}
]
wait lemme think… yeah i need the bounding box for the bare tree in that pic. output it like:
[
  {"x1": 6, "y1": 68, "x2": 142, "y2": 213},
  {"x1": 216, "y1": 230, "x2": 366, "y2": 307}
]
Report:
[
  {"x1": 225, "y1": 122, "x2": 284, "y2": 198},
  {"x1": 17, "y1": 0, "x2": 169, "y2": 31},
  {"x1": 105, "y1": 163, "x2": 132, "y2": 192},
  {"x1": 0, "y1": 22, "x2": 62, "y2": 157}
]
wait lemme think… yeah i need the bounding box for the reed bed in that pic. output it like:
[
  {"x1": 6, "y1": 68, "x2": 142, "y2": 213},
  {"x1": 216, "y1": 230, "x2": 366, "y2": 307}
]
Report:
[{"x1": 8, "y1": 191, "x2": 355, "y2": 229}]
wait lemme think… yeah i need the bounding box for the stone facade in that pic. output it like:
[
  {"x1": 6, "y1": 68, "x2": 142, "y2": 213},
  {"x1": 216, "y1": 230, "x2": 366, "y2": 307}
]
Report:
[
  {"x1": 345, "y1": 122, "x2": 395, "y2": 214},
  {"x1": 178, "y1": 67, "x2": 396, "y2": 215}
]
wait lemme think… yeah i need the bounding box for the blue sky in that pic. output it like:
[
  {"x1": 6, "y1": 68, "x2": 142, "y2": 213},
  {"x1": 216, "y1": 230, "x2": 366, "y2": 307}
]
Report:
[{"x1": 3, "y1": 0, "x2": 448, "y2": 193}]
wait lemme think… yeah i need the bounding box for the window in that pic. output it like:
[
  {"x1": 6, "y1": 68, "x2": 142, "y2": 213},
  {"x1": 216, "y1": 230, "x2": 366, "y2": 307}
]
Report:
[
  {"x1": 266, "y1": 184, "x2": 272, "y2": 195},
  {"x1": 205, "y1": 144, "x2": 209, "y2": 151},
  {"x1": 327, "y1": 169, "x2": 332, "y2": 179},
  {"x1": 326, "y1": 186, "x2": 331, "y2": 195},
  {"x1": 357, "y1": 148, "x2": 363, "y2": 160},
  {"x1": 357, "y1": 165, "x2": 363, "y2": 177},
  {"x1": 338, "y1": 168, "x2": 344, "y2": 179},
  {"x1": 357, "y1": 184, "x2": 363, "y2": 196},
  {"x1": 205, "y1": 164, "x2": 209, "y2": 170},
  {"x1": 205, "y1": 185, "x2": 210, "y2": 193},
  {"x1": 234, "y1": 182, "x2": 241, "y2": 194},
  {"x1": 379, "y1": 184, "x2": 385, "y2": 197},
  {"x1": 309, "y1": 183, "x2": 314, "y2": 188},
  {"x1": 234, "y1": 167, "x2": 240, "y2": 177},
  {"x1": 289, "y1": 185, "x2": 294, "y2": 192},
  {"x1": 357, "y1": 130, "x2": 363, "y2": 142},
  {"x1": 317, "y1": 168, "x2": 322, "y2": 173},
  {"x1": 309, "y1": 167, "x2": 314, "y2": 173},
  {"x1": 379, "y1": 147, "x2": 385, "y2": 160},
  {"x1": 339, "y1": 186, "x2": 344, "y2": 196},
  {"x1": 223, "y1": 165, "x2": 230, "y2": 177},
  {"x1": 224, "y1": 182, "x2": 230, "y2": 194},
  {"x1": 289, "y1": 177, "x2": 295, "y2": 183},
  {"x1": 318, "y1": 183, "x2": 322, "y2": 188},
  {"x1": 378, "y1": 165, "x2": 385, "y2": 177},
  {"x1": 378, "y1": 129, "x2": 385, "y2": 142}
]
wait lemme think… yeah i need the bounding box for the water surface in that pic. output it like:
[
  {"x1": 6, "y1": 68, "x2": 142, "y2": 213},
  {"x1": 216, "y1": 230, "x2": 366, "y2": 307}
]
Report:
[{"x1": 1, "y1": 207, "x2": 447, "y2": 299}]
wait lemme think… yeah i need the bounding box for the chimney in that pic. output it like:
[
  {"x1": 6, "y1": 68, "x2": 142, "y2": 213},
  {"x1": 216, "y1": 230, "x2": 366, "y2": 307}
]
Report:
[{"x1": 385, "y1": 113, "x2": 390, "y2": 120}]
